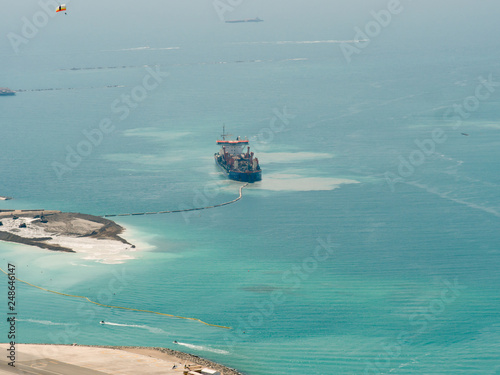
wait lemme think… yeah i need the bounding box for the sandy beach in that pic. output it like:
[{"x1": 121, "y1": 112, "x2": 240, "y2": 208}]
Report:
[{"x1": 0, "y1": 343, "x2": 243, "y2": 375}]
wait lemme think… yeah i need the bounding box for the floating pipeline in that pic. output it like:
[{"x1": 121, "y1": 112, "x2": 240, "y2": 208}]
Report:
[
  {"x1": 102, "y1": 183, "x2": 248, "y2": 218},
  {"x1": 0, "y1": 184, "x2": 250, "y2": 329},
  {"x1": 0, "y1": 267, "x2": 231, "y2": 330}
]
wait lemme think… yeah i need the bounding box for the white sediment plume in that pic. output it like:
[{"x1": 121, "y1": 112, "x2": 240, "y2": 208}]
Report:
[
  {"x1": 258, "y1": 152, "x2": 334, "y2": 164},
  {"x1": 45, "y1": 235, "x2": 137, "y2": 265},
  {"x1": 257, "y1": 173, "x2": 360, "y2": 192}
]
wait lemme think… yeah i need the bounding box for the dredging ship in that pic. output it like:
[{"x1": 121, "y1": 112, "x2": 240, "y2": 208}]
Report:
[
  {"x1": 225, "y1": 17, "x2": 263, "y2": 23},
  {"x1": 0, "y1": 88, "x2": 15, "y2": 96},
  {"x1": 215, "y1": 127, "x2": 262, "y2": 183}
]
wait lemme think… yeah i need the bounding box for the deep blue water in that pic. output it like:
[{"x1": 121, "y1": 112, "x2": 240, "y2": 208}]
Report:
[{"x1": 1, "y1": 1, "x2": 500, "y2": 374}]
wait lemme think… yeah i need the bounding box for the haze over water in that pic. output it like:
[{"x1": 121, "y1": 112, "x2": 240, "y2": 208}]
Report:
[{"x1": 1, "y1": 1, "x2": 500, "y2": 374}]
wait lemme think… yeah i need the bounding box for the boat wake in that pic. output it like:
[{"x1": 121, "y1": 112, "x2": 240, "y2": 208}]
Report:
[
  {"x1": 103, "y1": 46, "x2": 180, "y2": 52},
  {"x1": 100, "y1": 322, "x2": 167, "y2": 334},
  {"x1": 175, "y1": 342, "x2": 229, "y2": 355},
  {"x1": 18, "y1": 319, "x2": 77, "y2": 326}
]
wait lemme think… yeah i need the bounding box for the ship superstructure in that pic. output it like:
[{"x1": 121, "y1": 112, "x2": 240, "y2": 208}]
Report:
[{"x1": 214, "y1": 127, "x2": 262, "y2": 183}]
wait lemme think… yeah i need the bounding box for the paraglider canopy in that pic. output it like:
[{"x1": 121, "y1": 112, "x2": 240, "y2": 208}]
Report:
[{"x1": 56, "y1": 4, "x2": 67, "y2": 13}]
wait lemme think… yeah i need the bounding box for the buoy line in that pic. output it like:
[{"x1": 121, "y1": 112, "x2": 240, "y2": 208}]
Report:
[
  {"x1": 0, "y1": 267, "x2": 231, "y2": 330},
  {"x1": 102, "y1": 183, "x2": 248, "y2": 218},
  {"x1": 0, "y1": 184, "x2": 251, "y2": 329}
]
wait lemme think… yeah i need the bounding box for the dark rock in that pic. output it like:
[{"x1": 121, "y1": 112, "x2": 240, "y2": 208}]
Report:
[{"x1": 0, "y1": 231, "x2": 74, "y2": 252}]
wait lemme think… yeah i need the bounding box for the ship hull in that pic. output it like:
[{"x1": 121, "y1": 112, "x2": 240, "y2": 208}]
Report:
[{"x1": 215, "y1": 156, "x2": 262, "y2": 183}]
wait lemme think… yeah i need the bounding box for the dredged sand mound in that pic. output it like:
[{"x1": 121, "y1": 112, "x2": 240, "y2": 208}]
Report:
[{"x1": 0, "y1": 210, "x2": 137, "y2": 263}]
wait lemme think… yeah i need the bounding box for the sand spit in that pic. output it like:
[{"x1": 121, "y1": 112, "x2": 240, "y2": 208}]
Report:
[{"x1": 0, "y1": 210, "x2": 136, "y2": 263}]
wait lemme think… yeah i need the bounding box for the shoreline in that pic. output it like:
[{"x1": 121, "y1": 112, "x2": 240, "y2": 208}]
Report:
[
  {"x1": 1, "y1": 343, "x2": 244, "y2": 375},
  {"x1": 85, "y1": 344, "x2": 244, "y2": 375}
]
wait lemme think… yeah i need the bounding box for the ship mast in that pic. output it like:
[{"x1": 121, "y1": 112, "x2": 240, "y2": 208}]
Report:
[{"x1": 221, "y1": 124, "x2": 232, "y2": 140}]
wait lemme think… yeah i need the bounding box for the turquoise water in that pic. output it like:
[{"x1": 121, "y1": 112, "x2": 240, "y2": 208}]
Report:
[{"x1": 2, "y1": 1, "x2": 500, "y2": 374}]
